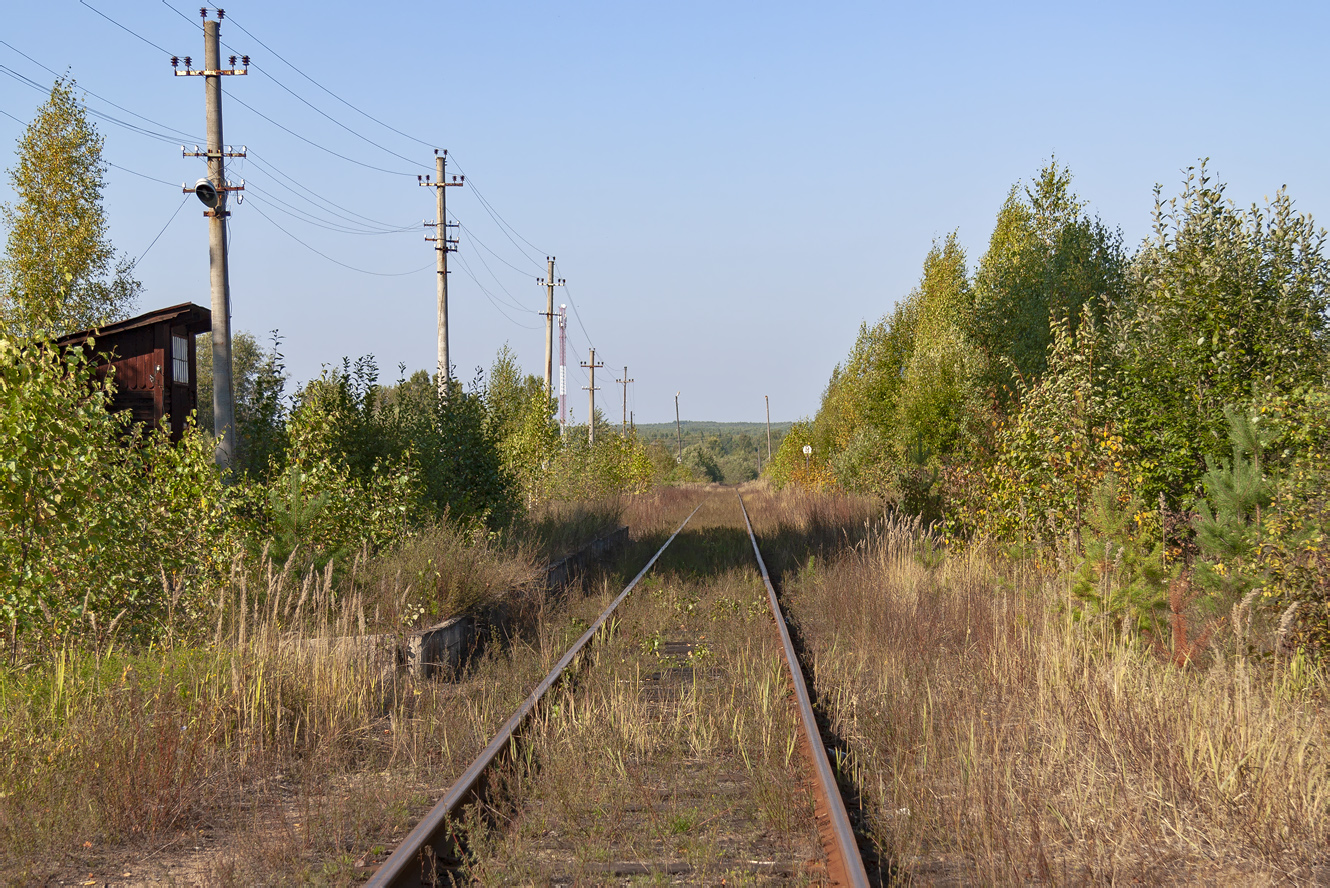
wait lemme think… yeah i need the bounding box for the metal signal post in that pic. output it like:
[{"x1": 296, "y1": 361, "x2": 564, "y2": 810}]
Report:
[{"x1": 173, "y1": 8, "x2": 248, "y2": 471}]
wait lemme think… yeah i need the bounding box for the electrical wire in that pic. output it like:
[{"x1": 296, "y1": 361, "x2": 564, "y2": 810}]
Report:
[
  {"x1": 245, "y1": 185, "x2": 417, "y2": 235},
  {"x1": 227, "y1": 92, "x2": 418, "y2": 177},
  {"x1": 2, "y1": 104, "x2": 183, "y2": 189},
  {"x1": 106, "y1": 160, "x2": 179, "y2": 188},
  {"x1": 159, "y1": 0, "x2": 202, "y2": 31},
  {"x1": 0, "y1": 65, "x2": 187, "y2": 146},
  {"x1": 448, "y1": 153, "x2": 548, "y2": 262},
  {"x1": 452, "y1": 252, "x2": 541, "y2": 329},
  {"x1": 243, "y1": 151, "x2": 412, "y2": 231},
  {"x1": 559, "y1": 279, "x2": 599, "y2": 352},
  {"x1": 79, "y1": 1, "x2": 173, "y2": 56},
  {"x1": 247, "y1": 201, "x2": 433, "y2": 276},
  {"x1": 83, "y1": 1, "x2": 555, "y2": 309},
  {"x1": 452, "y1": 216, "x2": 539, "y2": 314},
  {"x1": 248, "y1": 62, "x2": 428, "y2": 171},
  {"x1": 223, "y1": 13, "x2": 436, "y2": 151},
  {"x1": 0, "y1": 40, "x2": 204, "y2": 143},
  {"x1": 161, "y1": 10, "x2": 553, "y2": 286},
  {"x1": 458, "y1": 220, "x2": 545, "y2": 278},
  {"x1": 136, "y1": 194, "x2": 189, "y2": 262}
]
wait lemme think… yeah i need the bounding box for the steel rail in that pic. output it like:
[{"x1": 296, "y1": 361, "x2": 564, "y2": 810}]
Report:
[
  {"x1": 738, "y1": 494, "x2": 870, "y2": 887},
  {"x1": 367, "y1": 503, "x2": 703, "y2": 887}
]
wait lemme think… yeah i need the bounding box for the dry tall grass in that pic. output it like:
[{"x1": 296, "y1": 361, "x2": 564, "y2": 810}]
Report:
[
  {"x1": 0, "y1": 494, "x2": 706, "y2": 886},
  {"x1": 769, "y1": 508, "x2": 1330, "y2": 883}
]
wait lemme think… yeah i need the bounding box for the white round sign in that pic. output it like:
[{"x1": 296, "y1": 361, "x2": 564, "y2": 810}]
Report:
[{"x1": 802, "y1": 445, "x2": 812, "y2": 455}]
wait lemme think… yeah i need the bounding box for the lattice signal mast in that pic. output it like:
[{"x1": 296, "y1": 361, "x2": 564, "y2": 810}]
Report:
[{"x1": 558, "y1": 304, "x2": 568, "y2": 434}]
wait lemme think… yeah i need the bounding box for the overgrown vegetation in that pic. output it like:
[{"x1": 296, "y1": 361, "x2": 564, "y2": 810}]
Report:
[
  {"x1": 744, "y1": 490, "x2": 1330, "y2": 883},
  {"x1": 774, "y1": 159, "x2": 1330, "y2": 655},
  {"x1": 7, "y1": 72, "x2": 1330, "y2": 883}
]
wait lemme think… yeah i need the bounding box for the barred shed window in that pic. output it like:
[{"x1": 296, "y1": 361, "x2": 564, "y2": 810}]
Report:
[{"x1": 172, "y1": 333, "x2": 189, "y2": 384}]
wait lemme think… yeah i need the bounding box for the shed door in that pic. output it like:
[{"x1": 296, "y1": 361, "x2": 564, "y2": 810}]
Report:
[{"x1": 169, "y1": 330, "x2": 193, "y2": 439}]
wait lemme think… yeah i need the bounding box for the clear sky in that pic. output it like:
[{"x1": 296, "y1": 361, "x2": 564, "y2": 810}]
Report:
[{"x1": 2, "y1": 1, "x2": 1327, "y2": 423}]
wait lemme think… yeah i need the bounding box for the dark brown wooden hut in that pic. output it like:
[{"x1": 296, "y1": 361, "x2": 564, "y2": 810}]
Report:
[{"x1": 56, "y1": 302, "x2": 211, "y2": 441}]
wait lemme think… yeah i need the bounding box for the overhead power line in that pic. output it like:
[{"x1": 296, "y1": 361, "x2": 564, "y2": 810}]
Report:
[
  {"x1": 223, "y1": 13, "x2": 436, "y2": 150},
  {"x1": 452, "y1": 252, "x2": 541, "y2": 329},
  {"x1": 247, "y1": 201, "x2": 434, "y2": 277},
  {"x1": 0, "y1": 40, "x2": 203, "y2": 142},
  {"x1": 0, "y1": 64, "x2": 188, "y2": 147},
  {"x1": 453, "y1": 217, "x2": 538, "y2": 314},
  {"x1": 172, "y1": 10, "x2": 553, "y2": 282},
  {"x1": 243, "y1": 150, "x2": 411, "y2": 230},
  {"x1": 227, "y1": 92, "x2": 417, "y2": 177},
  {"x1": 245, "y1": 189, "x2": 417, "y2": 236},
  {"x1": 106, "y1": 160, "x2": 178, "y2": 187},
  {"x1": 136, "y1": 194, "x2": 190, "y2": 262},
  {"x1": 458, "y1": 220, "x2": 544, "y2": 277},
  {"x1": 248, "y1": 61, "x2": 427, "y2": 171},
  {"x1": 79, "y1": 0, "x2": 173, "y2": 55},
  {"x1": 448, "y1": 153, "x2": 548, "y2": 266},
  {"x1": 559, "y1": 278, "x2": 598, "y2": 353}
]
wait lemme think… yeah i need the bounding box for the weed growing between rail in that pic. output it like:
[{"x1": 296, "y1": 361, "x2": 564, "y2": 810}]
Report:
[
  {"x1": 0, "y1": 490, "x2": 706, "y2": 885},
  {"x1": 452, "y1": 494, "x2": 824, "y2": 883},
  {"x1": 751, "y1": 493, "x2": 1330, "y2": 883}
]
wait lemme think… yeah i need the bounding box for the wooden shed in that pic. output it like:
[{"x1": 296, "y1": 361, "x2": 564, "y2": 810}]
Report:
[{"x1": 57, "y1": 302, "x2": 212, "y2": 441}]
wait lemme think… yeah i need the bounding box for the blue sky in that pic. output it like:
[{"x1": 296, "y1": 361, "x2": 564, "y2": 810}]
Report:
[{"x1": 2, "y1": 1, "x2": 1327, "y2": 422}]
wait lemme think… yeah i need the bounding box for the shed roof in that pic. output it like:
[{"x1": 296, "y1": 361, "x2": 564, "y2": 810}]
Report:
[{"x1": 55, "y1": 302, "x2": 211, "y2": 348}]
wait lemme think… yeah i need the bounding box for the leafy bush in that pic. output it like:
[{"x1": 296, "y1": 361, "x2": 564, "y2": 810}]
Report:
[
  {"x1": 0, "y1": 337, "x2": 231, "y2": 652},
  {"x1": 1113, "y1": 164, "x2": 1330, "y2": 503},
  {"x1": 982, "y1": 311, "x2": 1124, "y2": 545}
]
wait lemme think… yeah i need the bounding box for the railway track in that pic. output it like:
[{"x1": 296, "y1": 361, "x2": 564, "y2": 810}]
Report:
[{"x1": 367, "y1": 494, "x2": 869, "y2": 886}]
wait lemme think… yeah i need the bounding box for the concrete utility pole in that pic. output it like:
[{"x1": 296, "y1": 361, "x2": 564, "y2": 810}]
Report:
[
  {"x1": 419, "y1": 150, "x2": 462, "y2": 394},
  {"x1": 581, "y1": 348, "x2": 604, "y2": 445},
  {"x1": 173, "y1": 10, "x2": 247, "y2": 471},
  {"x1": 616, "y1": 366, "x2": 633, "y2": 433},
  {"x1": 539, "y1": 258, "x2": 565, "y2": 400},
  {"x1": 675, "y1": 392, "x2": 682, "y2": 462},
  {"x1": 765, "y1": 394, "x2": 773, "y2": 461}
]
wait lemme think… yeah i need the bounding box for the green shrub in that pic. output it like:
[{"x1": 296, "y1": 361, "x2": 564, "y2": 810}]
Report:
[{"x1": 0, "y1": 337, "x2": 232, "y2": 652}]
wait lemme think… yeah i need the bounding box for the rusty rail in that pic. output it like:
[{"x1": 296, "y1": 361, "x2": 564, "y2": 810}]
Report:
[
  {"x1": 367, "y1": 503, "x2": 702, "y2": 887},
  {"x1": 738, "y1": 494, "x2": 870, "y2": 887}
]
